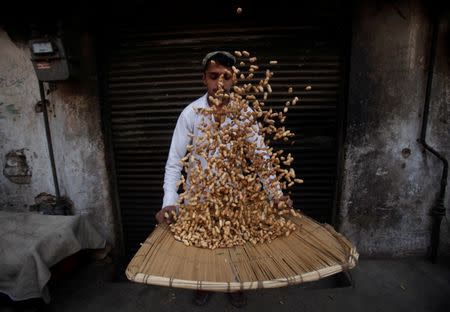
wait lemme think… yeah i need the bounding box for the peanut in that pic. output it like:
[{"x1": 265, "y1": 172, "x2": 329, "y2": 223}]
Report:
[{"x1": 168, "y1": 51, "x2": 303, "y2": 249}]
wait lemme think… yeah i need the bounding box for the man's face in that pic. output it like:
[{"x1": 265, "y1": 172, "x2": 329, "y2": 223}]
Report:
[{"x1": 203, "y1": 62, "x2": 235, "y2": 105}]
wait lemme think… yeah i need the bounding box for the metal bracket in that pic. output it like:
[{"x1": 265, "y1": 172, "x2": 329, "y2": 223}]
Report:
[{"x1": 35, "y1": 99, "x2": 50, "y2": 113}]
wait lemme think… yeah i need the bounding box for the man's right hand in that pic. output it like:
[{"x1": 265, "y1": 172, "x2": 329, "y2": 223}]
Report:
[{"x1": 156, "y1": 205, "x2": 178, "y2": 224}]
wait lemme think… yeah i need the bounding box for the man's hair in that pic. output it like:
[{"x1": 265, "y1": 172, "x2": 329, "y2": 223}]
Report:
[{"x1": 202, "y1": 51, "x2": 236, "y2": 72}]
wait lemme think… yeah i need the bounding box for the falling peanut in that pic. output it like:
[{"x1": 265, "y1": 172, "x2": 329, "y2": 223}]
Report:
[{"x1": 169, "y1": 50, "x2": 304, "y2": 249}]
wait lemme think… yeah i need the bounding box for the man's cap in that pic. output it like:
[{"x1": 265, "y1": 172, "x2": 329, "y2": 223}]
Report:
[{"x1": 202, "y1": 51, "x2": 236, "y2": 69}]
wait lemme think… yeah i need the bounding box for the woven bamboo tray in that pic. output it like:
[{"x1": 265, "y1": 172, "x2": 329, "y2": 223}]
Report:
[{"x1": 126, "y1": 213, "x2": 358, "y2": 292}]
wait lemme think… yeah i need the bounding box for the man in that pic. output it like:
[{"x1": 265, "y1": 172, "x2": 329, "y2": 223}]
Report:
[
  {"x1": 156, "y1": 51, "x2": 238, "y2": 225},
  {"x1": 156, "y1": 51, "x2": 289, "y2": 307}
]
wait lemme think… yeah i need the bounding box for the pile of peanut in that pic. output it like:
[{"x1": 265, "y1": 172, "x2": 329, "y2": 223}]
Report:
[{"x1": 168, "y1": 51, "x2": 304, "y2": 249}]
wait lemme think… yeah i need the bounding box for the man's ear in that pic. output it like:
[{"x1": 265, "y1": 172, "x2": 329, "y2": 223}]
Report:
[{"x1": 202, "y1": 73, "x2": 207, "y2": 86}]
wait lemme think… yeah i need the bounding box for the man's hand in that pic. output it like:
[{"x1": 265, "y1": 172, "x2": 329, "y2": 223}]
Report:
[{"x1": 156, "y1": 206, "x2": 178, "y2": 224}]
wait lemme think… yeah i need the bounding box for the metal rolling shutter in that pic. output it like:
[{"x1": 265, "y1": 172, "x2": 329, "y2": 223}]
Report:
[{"x1": 106, "y1": 23, "x2": 344, "y2": 256}]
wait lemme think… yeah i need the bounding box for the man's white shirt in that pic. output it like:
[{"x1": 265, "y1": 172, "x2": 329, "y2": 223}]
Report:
[{"x1": 162, "y1": 93, "x2": 282, "y2": 209}]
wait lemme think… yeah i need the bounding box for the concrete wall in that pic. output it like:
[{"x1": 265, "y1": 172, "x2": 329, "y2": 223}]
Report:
[
  {"x1": 0, "y1": 28, "x2": 116, "y2": 245},
  {"x1": 340, "y1": 1, "x2": 450, "y2": 257},
  {"x1": 427, "y1": 14, "x2": 450, "y2": 258}
]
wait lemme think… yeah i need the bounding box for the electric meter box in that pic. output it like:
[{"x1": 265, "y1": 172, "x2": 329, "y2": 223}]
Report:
[{"x1": 30, "y1": 37, "x2": 70, "y2": 81}]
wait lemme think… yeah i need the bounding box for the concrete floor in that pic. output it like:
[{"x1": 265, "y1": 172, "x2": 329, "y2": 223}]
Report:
[{"x1": 1, "y1": 256, "x2": 450, "y2": 312}]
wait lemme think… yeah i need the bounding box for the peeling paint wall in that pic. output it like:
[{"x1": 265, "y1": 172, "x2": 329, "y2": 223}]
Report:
[
  {"x1": 0, "y1": 28, "x2": 116, "y2": 245},
  {"x1": 340, "y1": 1, "x2": 450, "y2": 257}
]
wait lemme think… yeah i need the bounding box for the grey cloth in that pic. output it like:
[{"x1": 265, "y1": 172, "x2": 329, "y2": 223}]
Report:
[{"x1": 0, "y1": 211, "x2": 106, "y2": 303}]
